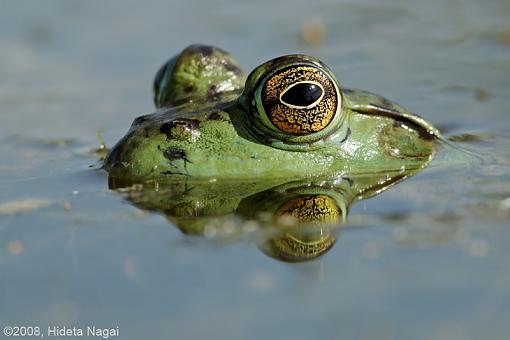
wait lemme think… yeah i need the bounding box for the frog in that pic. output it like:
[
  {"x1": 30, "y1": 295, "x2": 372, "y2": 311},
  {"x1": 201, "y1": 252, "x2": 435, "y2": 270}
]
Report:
[{"x1": 104, "y1": 44, "x2": 441, "y2": 181}]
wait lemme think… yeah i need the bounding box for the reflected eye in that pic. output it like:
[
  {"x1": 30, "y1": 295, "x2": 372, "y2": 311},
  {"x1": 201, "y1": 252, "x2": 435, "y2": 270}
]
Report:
[{"x1": 260, "y1": 65, "x2": 339, "y2": 135}]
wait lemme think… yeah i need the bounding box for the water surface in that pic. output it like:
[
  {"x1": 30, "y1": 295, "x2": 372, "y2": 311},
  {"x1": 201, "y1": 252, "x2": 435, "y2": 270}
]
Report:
[{"x1": 1, "y1": 0, "x2": 510, "y2": 339}]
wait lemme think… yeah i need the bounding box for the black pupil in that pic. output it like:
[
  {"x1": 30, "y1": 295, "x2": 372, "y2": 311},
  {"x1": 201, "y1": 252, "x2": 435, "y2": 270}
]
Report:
[{"x1": 281, "y1": 82, "x2": 323, "y2": 107}]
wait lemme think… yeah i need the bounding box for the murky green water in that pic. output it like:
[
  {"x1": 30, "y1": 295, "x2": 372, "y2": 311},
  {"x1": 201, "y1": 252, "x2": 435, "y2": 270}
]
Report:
[{"x1": 1, "y1": 0, "x2": 510, "y2": 339}]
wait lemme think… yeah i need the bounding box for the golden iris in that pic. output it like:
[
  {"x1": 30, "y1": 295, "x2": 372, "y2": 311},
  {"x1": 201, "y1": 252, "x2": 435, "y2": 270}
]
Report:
[{"x1": 262, "y1": 66, "x2": 338, "y2": 135}]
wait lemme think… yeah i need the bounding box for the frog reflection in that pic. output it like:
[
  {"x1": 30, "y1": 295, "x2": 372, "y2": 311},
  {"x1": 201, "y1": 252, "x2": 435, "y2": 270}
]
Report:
[
  {"x1": 237, "y1": 182, "x2": 347, "y2": 262},
  {"x1": 109, "y1": 169, "x2": 414, "y2": 262}
]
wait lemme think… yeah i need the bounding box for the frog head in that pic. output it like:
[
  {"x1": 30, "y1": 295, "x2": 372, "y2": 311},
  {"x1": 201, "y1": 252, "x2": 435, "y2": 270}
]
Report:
[{"x1": 105, "y1": 45, "x2": 438, "y2": 181}]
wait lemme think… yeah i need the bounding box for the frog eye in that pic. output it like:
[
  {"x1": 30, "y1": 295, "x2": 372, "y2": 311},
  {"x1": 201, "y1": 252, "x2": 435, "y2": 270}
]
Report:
[{"x1": 259, "y1": 64, "x2": 340, "y2": 135}]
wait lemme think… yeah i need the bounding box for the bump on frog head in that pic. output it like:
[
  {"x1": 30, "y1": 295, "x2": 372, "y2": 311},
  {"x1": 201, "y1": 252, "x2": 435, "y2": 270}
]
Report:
[{"x1": 153, "y1": 44, "x2": 246, "y2": 107}]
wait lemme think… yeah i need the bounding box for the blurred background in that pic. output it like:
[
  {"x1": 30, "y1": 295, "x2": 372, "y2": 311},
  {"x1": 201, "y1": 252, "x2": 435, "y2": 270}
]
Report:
[{"x1": 1, "y1": 0, "x2": 510, "y2": 339}]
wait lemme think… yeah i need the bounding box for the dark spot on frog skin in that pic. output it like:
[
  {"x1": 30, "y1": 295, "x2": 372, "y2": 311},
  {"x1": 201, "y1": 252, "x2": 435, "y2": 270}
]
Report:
[
  {"x1": 160, "y1": 147, "x2": 192, "y2": 177},
  {"x1": 133, "y1": 114, "x2": 150, "y2": 126},
  {"x1": 160, "y1": 122, "x2": 173, "y2": 136},
  {"x1": 207, "y1": 85, "x2": 219, "y2": 99},
  {"x1": 160, "y1": 118, "x2": 199, "y2": 137},
  {"x1": 163, "y1": 147, "x2": 188, "y2": 161},
  {"x1": 379, "y1": 96, "x2": 394, "y2": 109},
  {"x1": 196, "y1": 45, "x2": 214, "y2": 56},
  {"x1": 184, "y1": 84, "x2": 195, "y2": 93},
  {"x1": 207, "y1": 111, "x2": 224, "y2": 120},
  {"x1": 223, "y1": 61, "x2": 243, "y2": 76}
]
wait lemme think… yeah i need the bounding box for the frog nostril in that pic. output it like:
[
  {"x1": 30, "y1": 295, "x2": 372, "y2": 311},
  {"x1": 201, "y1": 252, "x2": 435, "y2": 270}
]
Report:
[
  {"x1": 160, "y1": 119, "x2": 198, "y2": 133},
  {"x1": 160, "y1": 118, "x2": 201, "y2": 141}
]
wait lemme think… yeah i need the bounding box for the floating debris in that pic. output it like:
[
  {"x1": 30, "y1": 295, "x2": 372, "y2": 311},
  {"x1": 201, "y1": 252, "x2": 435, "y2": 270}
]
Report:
[
  {"x1": 474, "y1": 87, "x2": 490, "y2": 101},
  {"x1": 62, "y1": 201, "x2": 72, "y2": 211},
  {"x1": 42, "y1": 138, "x2": 76, "y2": 147},
  {"x1": 300, "y1": 17, "x2": 326, "y2": 46},
  {"x1": 0, "y1": 198, "x2": 52, "y2": 215},
  {"x1": 447, "y1": 133, "x2": 487, "y2": 142},
  {"x1": 91, "y1": 131, "x2": 109, "y2": 159},
  {"x1": 7, "y1": 240, "x2": 23, "y2": 256},
  {"x1": 494, "y1": 27, "x2": 510, "y2": 46}
]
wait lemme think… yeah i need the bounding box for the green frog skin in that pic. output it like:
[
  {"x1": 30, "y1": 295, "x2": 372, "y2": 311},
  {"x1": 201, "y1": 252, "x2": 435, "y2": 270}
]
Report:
[{"x1": 104, "y1": 45, "x2": 440, "y2": 181}]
